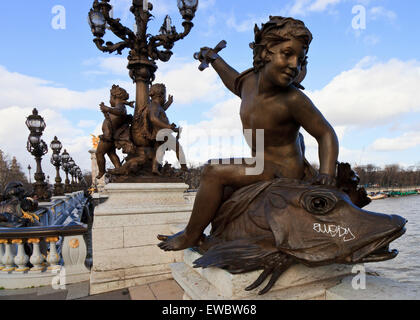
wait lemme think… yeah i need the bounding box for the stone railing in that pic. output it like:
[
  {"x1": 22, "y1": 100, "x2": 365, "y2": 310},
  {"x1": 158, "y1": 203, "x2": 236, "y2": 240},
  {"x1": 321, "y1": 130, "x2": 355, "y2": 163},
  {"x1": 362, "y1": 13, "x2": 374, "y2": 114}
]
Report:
[
  {"x1": 0, "y1": 223, "x2": 91, "y2": 289},
  {"x1": 0, "y1": 192, "x2": 93, "y2": 289}
]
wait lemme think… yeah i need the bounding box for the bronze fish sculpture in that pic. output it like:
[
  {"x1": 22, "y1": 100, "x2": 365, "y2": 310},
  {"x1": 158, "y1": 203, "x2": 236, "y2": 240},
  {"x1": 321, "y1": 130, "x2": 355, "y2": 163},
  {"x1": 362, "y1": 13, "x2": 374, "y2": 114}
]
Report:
[{"x1": 192, "y1": 177, "x2": 407, "y2": 295}]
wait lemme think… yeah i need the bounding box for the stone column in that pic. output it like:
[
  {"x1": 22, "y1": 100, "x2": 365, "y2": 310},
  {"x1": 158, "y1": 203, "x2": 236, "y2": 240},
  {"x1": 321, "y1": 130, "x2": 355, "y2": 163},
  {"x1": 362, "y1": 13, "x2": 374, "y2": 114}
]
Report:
[{"x1": 90, "y1": 183, "x2": 192, "y2": 295}]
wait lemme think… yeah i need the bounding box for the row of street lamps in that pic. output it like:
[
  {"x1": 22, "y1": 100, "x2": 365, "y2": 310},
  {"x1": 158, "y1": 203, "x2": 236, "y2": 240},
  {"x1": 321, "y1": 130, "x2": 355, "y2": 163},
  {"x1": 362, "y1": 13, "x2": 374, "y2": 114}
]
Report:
[{"x1": 25, "y1": 108, "x2": 87, "y2": 202}]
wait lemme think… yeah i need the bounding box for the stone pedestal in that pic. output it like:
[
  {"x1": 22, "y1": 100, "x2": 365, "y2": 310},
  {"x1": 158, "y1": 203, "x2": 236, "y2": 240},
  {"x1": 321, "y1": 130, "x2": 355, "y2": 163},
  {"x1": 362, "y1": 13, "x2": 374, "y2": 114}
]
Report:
[
  {"x1": 171, "y1": 249, "x2": 354, "y2": 300},
  {"x1": 90, "y1": 183, "x2": 192, "y2": 295}
]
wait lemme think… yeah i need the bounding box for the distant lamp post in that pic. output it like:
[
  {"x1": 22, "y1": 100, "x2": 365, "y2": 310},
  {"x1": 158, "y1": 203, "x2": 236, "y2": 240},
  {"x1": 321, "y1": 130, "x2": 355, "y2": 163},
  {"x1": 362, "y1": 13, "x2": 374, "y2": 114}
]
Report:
[
  {"x1": 50, "y1": 136, "x2": 64, "y2": 196},
  {"x1": 68, "y1": 158, "x2": 76, "y2": 192},
  {"x1": 27, "y1": 165, "x2": 32, "y2": 184},
  {"x1": 61, "y1": 149, "x2": 72, "y2": 194},
  {"x1": 26, "y1": 108, "x2": 51, "y2": 201},
  {"x1": 73, "y1": 165, "x2": 80, "y2": 191}
]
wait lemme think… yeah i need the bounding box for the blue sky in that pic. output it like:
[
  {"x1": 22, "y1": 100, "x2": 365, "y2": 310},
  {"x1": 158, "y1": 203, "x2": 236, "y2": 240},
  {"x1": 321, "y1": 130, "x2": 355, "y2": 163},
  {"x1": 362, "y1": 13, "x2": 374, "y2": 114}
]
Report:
[{"x1": 0, "y1": 0, "x2": 419, "y2": 179}]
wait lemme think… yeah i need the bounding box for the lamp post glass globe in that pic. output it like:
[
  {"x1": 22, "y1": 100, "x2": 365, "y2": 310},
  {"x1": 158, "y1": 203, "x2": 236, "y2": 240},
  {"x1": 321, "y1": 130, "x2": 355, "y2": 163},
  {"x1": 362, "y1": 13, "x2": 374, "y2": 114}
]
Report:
[
  {"x1": 61, "y1": 150, "x2": 70, "y2": 163},
  {"x1": 177, "y1": 0, "x2": 198, "y2": 19},
  {"x1": 29, "y1": 135, "x2": 41, "y2": 146},
  {"x1": 52, "y1": 153, "x2": 61, "y2": 162},
  {"x1": 50, "y1": 137, "x2": 62, "y2": 152},
  {"x1": 26, "y1": 108, "x2": 46, "y2": 134},
  {"x1": 68, "y1": 158, "x2": 75, "y2": 167},
  {"x1": 88, "y1": 8, "x2": 106, "y2": 37}
]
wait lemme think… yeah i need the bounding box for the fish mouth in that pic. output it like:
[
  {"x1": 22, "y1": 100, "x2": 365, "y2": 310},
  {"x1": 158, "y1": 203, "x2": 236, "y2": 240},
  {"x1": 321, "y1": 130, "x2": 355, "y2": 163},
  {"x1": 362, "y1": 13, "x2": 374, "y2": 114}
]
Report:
[{"x1": 348, "y1": 226, "x2": 406, "y2": 263}]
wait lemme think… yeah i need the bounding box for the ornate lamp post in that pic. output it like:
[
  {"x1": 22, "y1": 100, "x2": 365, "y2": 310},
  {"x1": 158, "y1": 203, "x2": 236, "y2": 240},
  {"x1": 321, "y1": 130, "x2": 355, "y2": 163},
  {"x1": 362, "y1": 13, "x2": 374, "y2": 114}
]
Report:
[
  {"x1": 26, "y1": 108, "x2": 51, "y2": 201},
  {"x1": 27, "y1": 165, "x2": 32, "y2": 184},
  {"x1": 68, "y1": 158, "x2": 76, "y2": 192},
  {"x1": 88, "y1": 0, "x2": 198, "y2": 148},
  {"x1": 74, "y1": 166, "x2": 81, "y2": 191},
  {"x1": 50, "y1": 136, "x2": 64, "y2": 196},
  {"x1": 61, "y1": 149, "x2": 72, "y2": 194}
]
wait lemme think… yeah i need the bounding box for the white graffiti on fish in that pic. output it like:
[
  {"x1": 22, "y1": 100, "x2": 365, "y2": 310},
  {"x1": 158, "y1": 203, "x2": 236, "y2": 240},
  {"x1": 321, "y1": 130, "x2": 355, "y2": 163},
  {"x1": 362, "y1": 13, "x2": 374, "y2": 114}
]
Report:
[{"x1": 313, "y1": 223, "x2": 356, "y2": 242}]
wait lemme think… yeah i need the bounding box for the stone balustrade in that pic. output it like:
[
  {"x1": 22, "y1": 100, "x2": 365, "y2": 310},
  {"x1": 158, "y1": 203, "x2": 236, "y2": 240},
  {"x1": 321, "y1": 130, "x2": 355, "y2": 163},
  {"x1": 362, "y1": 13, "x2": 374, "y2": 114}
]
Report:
[
  {"x1": 0, "y1": 191, "x2": 93, "y2": 289},
  {"x1": 0, "y1": 223, "x2": 91, "y2": 289}
]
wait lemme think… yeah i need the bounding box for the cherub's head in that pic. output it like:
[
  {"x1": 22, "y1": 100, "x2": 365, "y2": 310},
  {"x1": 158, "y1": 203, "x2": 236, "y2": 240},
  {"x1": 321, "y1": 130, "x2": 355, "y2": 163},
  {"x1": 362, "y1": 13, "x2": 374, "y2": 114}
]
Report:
[
  {"x1": 250, "y1": 16, "x2": 313, "y2": 87},
  {"x1": 110, "y1": 85, "x2": 129, "y2": 106},
  {"x1": 150, "y1": 83, "x2": 166, "y2": 104}
]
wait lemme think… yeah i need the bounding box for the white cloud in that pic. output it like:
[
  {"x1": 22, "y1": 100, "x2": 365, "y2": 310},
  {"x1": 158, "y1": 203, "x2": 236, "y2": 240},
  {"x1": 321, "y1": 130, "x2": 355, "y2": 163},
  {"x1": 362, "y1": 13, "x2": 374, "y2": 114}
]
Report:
[
  {"x1": 370, "y1": 6, "x2": 397, "y2": 22},
  {"x1": 309, "y1": 0, "x2": 341, "y2": 12},
  {"x1": 83, "y1": 55, "x2": 227, "y2": 105},
  {"x1": 0, "y1": 65, "x2": 108, "y2": 111},
  {"x1": 154, "y1": 60, "x2": 227, "y2": 104},
  {"x1": 371, "y1": 131, "x2": 420, "y2": 152},
  {"x1": 98, "y1": 57, "x2": 128, "y2": 76},
  {"x1": 78, "y1": 120, "x2": 98, "y2": 128},
  {"x1": 287, "y1": 0, "x2": 343, "y2": 16},
  {"x1": 288, "y1": 0, "x2": 313, "y2": 16},
  {"x1": 363, "y1": 34, "x2": 380, "y2": 46},
  {"x1": 173, "y1": 97, "x2": 250, "y2": 165},
  {"x1": 306, "y1": 58, "x2": 420, "y2": 127},
  {"x1": 226, "y1": 15, "x2": 266, "y2": 32}
]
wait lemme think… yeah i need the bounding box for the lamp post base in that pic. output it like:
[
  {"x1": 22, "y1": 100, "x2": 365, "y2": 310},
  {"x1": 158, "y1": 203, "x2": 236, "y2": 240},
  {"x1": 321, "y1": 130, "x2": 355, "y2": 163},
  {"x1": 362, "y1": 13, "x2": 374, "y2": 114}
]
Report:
[
  {"x1": 53, "y1": 183, "x2": 65, "y2": 197},
  {"x1": 33, "y1": 182, "x2": 51, "y2": 202}
]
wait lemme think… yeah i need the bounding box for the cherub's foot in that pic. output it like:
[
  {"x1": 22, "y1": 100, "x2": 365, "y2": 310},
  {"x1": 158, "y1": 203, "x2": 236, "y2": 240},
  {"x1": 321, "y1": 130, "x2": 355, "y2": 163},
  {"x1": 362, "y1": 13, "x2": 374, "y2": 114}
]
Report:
[{"x1": 157, "y1": 231, "x2": 201, "y2": 251}]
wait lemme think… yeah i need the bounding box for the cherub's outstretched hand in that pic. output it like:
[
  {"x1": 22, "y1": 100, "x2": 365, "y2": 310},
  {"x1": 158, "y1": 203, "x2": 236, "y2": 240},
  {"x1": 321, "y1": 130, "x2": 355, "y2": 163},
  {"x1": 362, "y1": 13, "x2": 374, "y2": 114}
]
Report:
[
  {"x1": 99, "y1": 102, "x2": 107, "y2": 112},
  {"x1": 198, "y1": 46, "x2": 220, "y2": 63},
  {"x1": 164, "y1": 95, "x2": 173, "y2": 110}
]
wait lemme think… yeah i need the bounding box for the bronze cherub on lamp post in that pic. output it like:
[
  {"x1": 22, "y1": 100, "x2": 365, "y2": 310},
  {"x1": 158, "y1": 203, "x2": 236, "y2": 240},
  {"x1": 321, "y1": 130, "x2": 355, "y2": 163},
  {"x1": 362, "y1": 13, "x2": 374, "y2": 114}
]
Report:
[{"x1": 88, "y1": 0, "x2": 198, "y2": 179}]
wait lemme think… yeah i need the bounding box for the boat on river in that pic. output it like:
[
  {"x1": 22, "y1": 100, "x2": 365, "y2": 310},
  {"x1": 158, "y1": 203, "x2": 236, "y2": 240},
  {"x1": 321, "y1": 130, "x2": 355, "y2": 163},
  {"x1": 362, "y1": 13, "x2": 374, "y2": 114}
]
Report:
[{"x1": 368, "y1": 192, "x2": 388, "y2": 200}]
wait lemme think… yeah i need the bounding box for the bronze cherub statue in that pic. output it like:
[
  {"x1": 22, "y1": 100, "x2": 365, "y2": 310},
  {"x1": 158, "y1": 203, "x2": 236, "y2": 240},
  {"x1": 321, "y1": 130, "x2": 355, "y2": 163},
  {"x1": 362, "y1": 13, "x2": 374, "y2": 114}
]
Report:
[
  {"x1": 96, "y1": 85, "x2": 134, "y2": 179},
  {"x1": 97, "y1": 83, "x2": 188, "y2": 182},
  {"x1": 157, "y1": 16, "x2": 406, "y2": 294}
]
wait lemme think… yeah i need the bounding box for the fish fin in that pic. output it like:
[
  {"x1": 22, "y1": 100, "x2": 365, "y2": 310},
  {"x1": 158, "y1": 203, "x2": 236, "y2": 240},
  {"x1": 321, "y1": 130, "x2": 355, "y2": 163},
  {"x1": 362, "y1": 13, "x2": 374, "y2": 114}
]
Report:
[
  {"x1": 193, "y1": 237, "x2": 276, "y2": 274},
  {"x1": 257, "y1": 256, "x2": 294, "y2": 295},
  {"x1": 264, "y1": 192, "x2": 288, "y2": 248}
]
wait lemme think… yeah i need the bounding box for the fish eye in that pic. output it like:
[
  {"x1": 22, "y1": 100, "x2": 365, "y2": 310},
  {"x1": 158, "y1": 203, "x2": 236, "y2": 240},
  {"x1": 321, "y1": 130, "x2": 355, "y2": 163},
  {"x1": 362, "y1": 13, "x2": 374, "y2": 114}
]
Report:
[{"x1": 300, "y1": 191, "x2": 338, "y2": 215}]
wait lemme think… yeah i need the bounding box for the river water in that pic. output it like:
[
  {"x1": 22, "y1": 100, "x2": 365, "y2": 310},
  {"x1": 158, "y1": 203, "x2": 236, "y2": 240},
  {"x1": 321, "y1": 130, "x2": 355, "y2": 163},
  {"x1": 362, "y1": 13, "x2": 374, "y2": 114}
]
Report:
[{"x1": 364, "y1": 195, "x2": 420, "y2": 286}]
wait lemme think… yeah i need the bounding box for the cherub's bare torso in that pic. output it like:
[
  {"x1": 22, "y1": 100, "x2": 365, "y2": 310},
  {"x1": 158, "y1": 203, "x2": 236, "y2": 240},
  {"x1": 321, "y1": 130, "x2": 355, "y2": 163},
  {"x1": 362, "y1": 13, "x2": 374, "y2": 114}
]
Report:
[{"x1": 239, "y1": 71, "x2": 305, "y2": 179}]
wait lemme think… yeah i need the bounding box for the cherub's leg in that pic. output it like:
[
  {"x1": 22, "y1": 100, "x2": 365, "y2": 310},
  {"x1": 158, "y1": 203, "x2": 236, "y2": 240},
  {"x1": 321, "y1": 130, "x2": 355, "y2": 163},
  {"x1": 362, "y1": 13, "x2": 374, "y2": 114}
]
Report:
[
  {"x1": 96, "y1": 141, "x2": 111, "y2": 179},
  {"x1": 108, "y1": 147, "x2": 121, "y2": 169},
  {"x1": 152, "y1": 144, "x2": 164, "y2": 175},
  {"x1": 158, "y1": 159, "x2": 273, "y2": 251}
]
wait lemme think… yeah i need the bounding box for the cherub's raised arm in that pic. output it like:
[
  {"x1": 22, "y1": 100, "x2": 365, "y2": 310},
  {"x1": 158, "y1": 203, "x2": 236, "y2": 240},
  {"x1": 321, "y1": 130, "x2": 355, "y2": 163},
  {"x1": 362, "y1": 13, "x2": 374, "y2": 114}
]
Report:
[
  {"x1": 211, "y1": 57, "x2": 240, "y2": 96},
  {"x1": 196, "y1": 46, "x2": 240, "y2": 96},
  {"x1": 100, "y1": 102, "x2": 126, "y2": 116}
]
